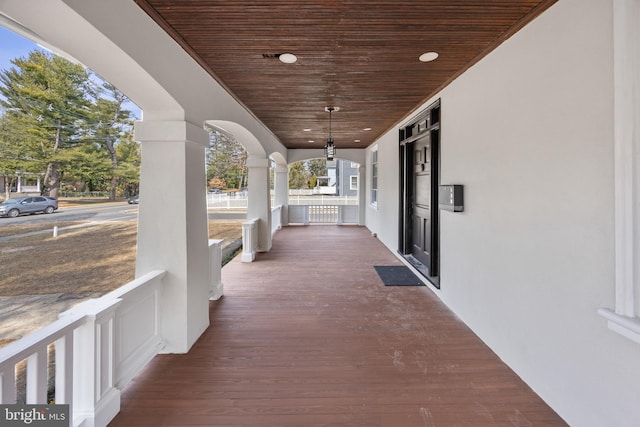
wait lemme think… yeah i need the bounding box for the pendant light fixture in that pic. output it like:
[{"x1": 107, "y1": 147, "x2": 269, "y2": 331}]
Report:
[{"x1": 324, "y1": 106, "x2": 338, "y2": 161}]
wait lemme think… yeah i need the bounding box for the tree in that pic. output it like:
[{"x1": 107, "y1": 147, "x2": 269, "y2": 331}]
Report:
[
  {"x1": 0, "y1": 50, "x2": 139, "y2": 199},
  {"x1": 84, "y1": 82, "x2": 134, "y2": 199},
  {"x1": 58, "y1": 145, "x2": 112, "y2": 191},
  {"x1": 207, "y1": 130, "x2": 247, "y2": 190},
  {"x1": 114, "y1": 135, "x2": 140, "y2": 197},
  {"x1": 0, "y1": 110, "x2": 30, "y2": 199},
  {"x1": 208, "y1": 177, "x2": 226, "y2": 190},
  {"x1": 0, "y1": 50, "x2": 92, "y2": 198},
  {"x1": 307, "y1": 158, "x2": 327, "y2": 178},
  {"x1": 308, "y1": 173, "x2": 318, "y2": 190},
  {"x1": 288, "y1": 161, "x2": 308, "y2": 189}
]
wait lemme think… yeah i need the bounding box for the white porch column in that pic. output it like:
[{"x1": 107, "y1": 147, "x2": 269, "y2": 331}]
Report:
[
  {"x1": 274, "y1": 164, "x2": 289, "y2": 226},
  {"x1": 134, "y1": 120, "x2": 210, "y2": 353},
  {"x1": 246, "y1": 155, "x2": 272, "y2": 252},
  {"x1": 358, "y1": 165, "x2": 366, "y2": 226},
  {"x1": 598, "y1": 0, "x2": 640, "y2": 343}
]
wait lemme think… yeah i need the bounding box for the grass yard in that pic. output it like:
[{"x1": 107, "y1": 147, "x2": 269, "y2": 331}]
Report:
[
  {"x1": 0, "y1": 221, "x2": 86, "y2": 238},
  {"x1": 0, "y1": 220, "x2": 243, "y2": 296},
  {"x1": 0, "y1": 218, "x2": 243, "y2": 349}
]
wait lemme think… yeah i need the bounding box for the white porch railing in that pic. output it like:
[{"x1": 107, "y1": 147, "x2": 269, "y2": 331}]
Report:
[
  {"x1": 0, "y1": 310, "x2": 84, "y2": 407},
  {"x1": 0, "y1": 269, "x2": 167, "y2": 427},
  {"x1": 271, "y1": 205, "x2": 283, "y2": 236},
  {"x1": 310, "y1": 205, "x2": 338, "y2": 223},
  {"x1": 240, "y1": 208, "x2": 282, "y2": 263},
  {"x1": 288, "y1": 205, "x2": 359, "y2": 225},
  {"x1": 288, "y1": 195, "x2": 357, "y2": 205},
  {"x1": 241, "y1": 218, "x2": 259, "y2": 262},
  {"x1": 0, "y1": 236, "x2": 226, "y2": 427},
  {"x1": 209, "y1": 239, "x2": 224, "y2": 300},
  {"x1": 205, "y1": 192, "x2": 358, "y2": 210}
]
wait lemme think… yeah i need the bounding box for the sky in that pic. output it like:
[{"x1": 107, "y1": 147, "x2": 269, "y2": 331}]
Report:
[
  {"x1": 0, "y1": 25, "x2": 141, "y2": 118},
  {"x1": 0, "y1": 26, "x2": 45, "y2": 72}
]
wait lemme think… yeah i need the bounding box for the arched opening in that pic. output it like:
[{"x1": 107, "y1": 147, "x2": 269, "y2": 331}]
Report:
[{"x1": 286, "y1": 156, "x2": 361, "y2": 225}]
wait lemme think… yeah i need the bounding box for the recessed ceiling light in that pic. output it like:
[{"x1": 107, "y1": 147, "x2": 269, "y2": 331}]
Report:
[
  {"x1": 419, "y1": 52, "x2": 439, "y2": 62},
  {"x1": 303, "y1": 128, "x2": 312, "y2": 132},
  {"x1": 354, "y1": 139, "x2": 361, "y2": 143},
  {"x1": 308, "y1": 140, "x2": 315, "y2": 143},
  {"x1": 363, "y1": 127, "x2": 372, "y2": 131},
  {"x1": 278, "y1": 53, "x2": 297, "y2": 64}
]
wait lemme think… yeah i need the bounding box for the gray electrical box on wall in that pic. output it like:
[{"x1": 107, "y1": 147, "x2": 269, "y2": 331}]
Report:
[{"x1": 439, "y1": 185, "x2": 464, "y2": 212}]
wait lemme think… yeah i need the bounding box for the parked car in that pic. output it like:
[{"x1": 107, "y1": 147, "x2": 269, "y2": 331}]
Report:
[
  {"x1": 127, "y1": 194, "x2": 139, "y2": 204},
  {"x1": 0, "y1": 196, "x2": 58, "y2": 218}
]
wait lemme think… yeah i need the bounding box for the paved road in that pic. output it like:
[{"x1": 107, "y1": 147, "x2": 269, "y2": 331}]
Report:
[
  {"x1": 0, "y1": 201, "x2": 138, "y2": 226},
  {"x1": 0, "y1": 202, "x2": 246, "y2": 228}
]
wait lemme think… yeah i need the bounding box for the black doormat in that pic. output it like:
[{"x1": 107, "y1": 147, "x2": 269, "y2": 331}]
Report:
[{"x1": 374, "y1": 265, "x2": 424, "y2": 286}]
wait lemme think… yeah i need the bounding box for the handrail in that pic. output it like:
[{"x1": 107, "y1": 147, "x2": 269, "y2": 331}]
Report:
[
  {"x1": 104, "y1": 269, "x2": 166, "y2": 300},
  {"x1": 0, "y1": 312, "x2": 85, "y2": 368}
]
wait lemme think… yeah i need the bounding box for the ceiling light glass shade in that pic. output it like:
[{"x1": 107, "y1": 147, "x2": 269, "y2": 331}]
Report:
[
  {"x1": 325, "y1": 139, "x2": 335, "y2": 161},
  {"x1": 278, "y1": 53, "x2": 297, "y2": 64}
]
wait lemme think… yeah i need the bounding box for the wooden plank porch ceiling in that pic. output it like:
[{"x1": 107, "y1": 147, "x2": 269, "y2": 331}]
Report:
[
  {"x1": 110, "y1": 225, "x2": 566, "y2": 426},
  {"x1": 134, "y1": 0, "x2": 558, "y2": 150}
]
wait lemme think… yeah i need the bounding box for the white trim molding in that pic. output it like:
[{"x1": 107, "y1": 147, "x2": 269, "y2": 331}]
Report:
[
  {"x1": 599, "y1": 0, "x2": 640, "y2": 342},
  {"x1": 598, "y1": 308, "x2": 640, "y2": 344}
]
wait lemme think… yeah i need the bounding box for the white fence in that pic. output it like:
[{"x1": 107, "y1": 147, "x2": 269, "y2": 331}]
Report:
[{"x1": 206, "y1": 192, "x2": 249, "y2": 209}]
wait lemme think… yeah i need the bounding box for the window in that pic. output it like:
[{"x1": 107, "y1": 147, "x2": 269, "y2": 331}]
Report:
[
  {"x1": 350, "y1": 175, "x2": 358, "y2": 190},
  {"x1": 370, "y1": 148, "x2": 378, "y2": 206}
]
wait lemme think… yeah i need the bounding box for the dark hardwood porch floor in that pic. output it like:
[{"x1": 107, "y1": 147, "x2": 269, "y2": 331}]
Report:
[{"x1": 110, "y1": 225, "x2": 566, "y2": 426}]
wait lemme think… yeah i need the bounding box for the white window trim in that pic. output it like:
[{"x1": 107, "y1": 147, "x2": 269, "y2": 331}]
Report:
[
  {"x1": 598, "y1": 0, "x2": 640, "y2": 344},
  {"x1": 370, "y1": 147, "x2": 378, "y2": 207},
  {"x1": 350, "y1": 175, "x2": 358, "y2": 190}
]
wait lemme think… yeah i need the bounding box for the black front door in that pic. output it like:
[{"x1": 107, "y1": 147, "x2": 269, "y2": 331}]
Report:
[
  {"x1": 411, "y1": 134, "x2": 436, "y2": 273},
  {"x1": 399, "y1": 99, "x2": 440, "y2": 287}
]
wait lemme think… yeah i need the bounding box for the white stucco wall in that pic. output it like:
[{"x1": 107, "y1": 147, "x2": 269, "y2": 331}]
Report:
[
  {"x1": 365, "y1": 136, "x2": 400, "y2": 246},
  {"x1": 366, "y1": 0, "x2": 640, "y2": 425}
]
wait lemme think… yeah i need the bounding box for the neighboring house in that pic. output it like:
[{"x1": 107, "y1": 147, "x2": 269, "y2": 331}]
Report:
[
  {"x1": 312, "y1": 175, "x2": 335, "y2": 195},
  {"x1": 318, "y1": 159, "x2": 337, "y2": 195},
  {"x1": 0, "y1": 172, "x2": 42, "y2": 196},
  {"x1": 335, "y1": 159, "x2": 359, "y2": 197},
  {"x1": 322, "y1": 159, "x2": 359, "y2": 196},
  {"x1": 1, "y1": 2, "x2": 639, "y2": 426}
]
